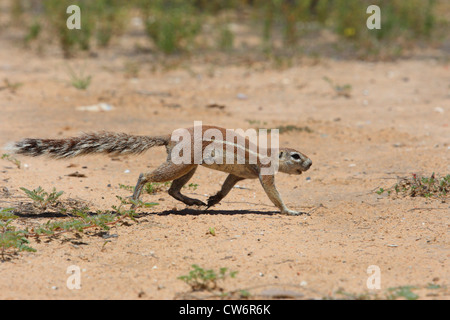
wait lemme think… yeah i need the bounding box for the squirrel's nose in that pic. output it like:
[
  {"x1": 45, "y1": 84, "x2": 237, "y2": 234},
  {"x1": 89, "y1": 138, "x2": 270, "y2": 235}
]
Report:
[{"x1": 303, "y1": 158, "x2": 312, "y2": 170}]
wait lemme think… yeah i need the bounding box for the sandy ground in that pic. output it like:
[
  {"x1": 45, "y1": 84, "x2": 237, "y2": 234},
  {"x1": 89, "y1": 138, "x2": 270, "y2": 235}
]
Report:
[{"x1": 0, "y1": 26, "x2": 449, "y2": 300}]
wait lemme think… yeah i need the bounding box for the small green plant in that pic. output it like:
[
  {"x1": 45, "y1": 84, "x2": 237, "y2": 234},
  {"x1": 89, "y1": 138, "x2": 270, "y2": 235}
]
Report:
[
  {"x1": 245, "y1": 119, "x2": 267, "y2": 126},
  {"x1": 114, "y1": 195, "x2": 158, "y2": 215},
  {"x1": 118, "y1": 183, "x2": 135, "y2": 192},
  {"x1": 245, "y1": 121, "x2": 312, "y2": 135},
  {"x1": 72, "y1": 206, "x2": 123, "y2": 231},
  {"x1": 0, "y1": 208, "x2": 36, "y2": 260},
  {"x1": 24, "y1": 20, "x2": 42, "y2": 44},
  {"x1": 426, "y1": 283, "x2": 441, "y2": 290},
  {"x1": 377, "y1": 173, "x2": 450, "y2": 200},
  {"x1": 20, "y1": 186, "x2": 64, "y2": 211},
  {"x1": 178, "y1": 264, "x2": 238, "y2": 292},
  {"x1": 67, "y1": 65, "x2": 92, "y2": 90},
  {"x1": 207, "y1": 227, "x2": 216, "y2": 236},
  {"x1": 323, "y1": 76, "x2": 352, "y2": 98},
  {"x1": 238, "y1": 290, "x2": 251, "y2": 299},
  {"x1": 332, "y1": 289, "x2": 378, "y2": 300},
  {"x1": 387, "y1": 286, "x2": 419, "y2": 300},
  {"x1": 119, "y1": 182, "x2": 170, "y2": 194},
  {"x1": 376, "y1": 188, "x2": 391, "y2": 196},
  {"x1": 1, "y1": 153, "x2": 21, "y2": 169},
  {"x1": 273, "y1": 125, "x2": 313, "y2": 134},
  {"x1": 70, "y1": 75, "x2": 91, "y2": 90},
  {"x1": 120, "y1": 181, "x2": 197, "y2": 194},
  {"x1": 217, "y1": 26, "x2": 234, "y2": 51},
  {"x1": 187, "y1": 183, "x2": 198, "y2": 190},
  {"x1": 144, "y1": 181, "x2": 172, "y2": 194}
]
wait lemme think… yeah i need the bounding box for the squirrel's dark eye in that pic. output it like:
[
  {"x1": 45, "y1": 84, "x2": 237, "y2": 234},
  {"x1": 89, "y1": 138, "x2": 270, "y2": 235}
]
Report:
[{"x1": 291, "y1": 153, "x2": 301, "y2": 160}]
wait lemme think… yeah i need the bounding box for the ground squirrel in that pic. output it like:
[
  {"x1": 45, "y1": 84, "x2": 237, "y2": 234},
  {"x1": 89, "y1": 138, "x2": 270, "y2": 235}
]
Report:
[{"x1": 5, "y1": 125, "x2": 312, "y2": 215}]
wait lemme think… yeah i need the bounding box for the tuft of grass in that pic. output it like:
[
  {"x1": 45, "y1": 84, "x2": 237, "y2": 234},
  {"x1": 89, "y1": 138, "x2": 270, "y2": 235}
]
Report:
[
  {"x1": 377, "y1": 173, "x2": 450, "y2": 200},
  {"x1": 24, "y1": 20, "x2": 42, "y2": 45},
  {"x1": 323, "y1": 76, "x2": 352, "y2": 98},
  {"x1": 178, "y1": 264, "x2": 238, "y2": 292},
  {"x1": 144, "y1": 181, "x2": 172, "y2": 194},
  {"x1": 119, "y1": 182, "x2": 170, "y2": 194},
  {"x1": 20, "y1": 186, "x2": 64, "y2": 211},
  {"x1": 332, "y1": 289, "x2": 378, "y2": 300},
  {"x1": 387, "y1": 286, "x2": 419, "y2": 300},
  {"x1": 207, "y1": 227, "x2": 216, "y2": 236},
  {"x1": 1, "y1": 153, "x2": 21, "y2": 169},
  {"x1": 245, "y1": 119, "x2": 267, "y2": 126},
  {"x1": 67, "y1": 65, "x2": 92, "y2": 90},
  {"x1": 71, "y1": 76, "x2": 92, "y2": 90},
  {"x1": 118, "y1": 183, "x2": 135, "y2": 192},
  {"x1": 217, "y1": 25, "x2": 234, "y2": 51},
  {"x1": 274, "y1": 125, "x2": 313, "y2": 134},
  {"x1": 187, "y1": 183, "x2": 198, "y2": 190},
  {"x1": 245, "y1": 120, "x2": 312, "y2": 134},
  {"x1": 0, "y1": 207, "x2": 36, "y2": 260},
  {"x1": 119, "y1": 181, "x2": 198, "y2": 194},
  {"x1": 113, "y1": 195, "x2": 158, "y2": 215}
]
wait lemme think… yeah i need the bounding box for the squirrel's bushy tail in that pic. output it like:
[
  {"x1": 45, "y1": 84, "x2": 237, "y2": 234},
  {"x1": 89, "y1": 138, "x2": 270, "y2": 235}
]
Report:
[{"x1": 5, "y1": 132, "x2": 170, "y2": 159}]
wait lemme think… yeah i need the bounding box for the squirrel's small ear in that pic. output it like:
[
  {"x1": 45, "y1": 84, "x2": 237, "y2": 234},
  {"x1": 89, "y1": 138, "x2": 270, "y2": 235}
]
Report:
[{"x1": 279, "y1": 151, "x2": 284, "y2": 159}]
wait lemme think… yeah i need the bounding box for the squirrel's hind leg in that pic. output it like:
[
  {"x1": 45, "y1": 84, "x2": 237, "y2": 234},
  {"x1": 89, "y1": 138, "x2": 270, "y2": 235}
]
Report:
[
  {"x1": 168, "y1": 166, "x2": 206, "y2": 206},
  {"x1": 131, "y1": 162, "x2": 201, "y2": 207}
]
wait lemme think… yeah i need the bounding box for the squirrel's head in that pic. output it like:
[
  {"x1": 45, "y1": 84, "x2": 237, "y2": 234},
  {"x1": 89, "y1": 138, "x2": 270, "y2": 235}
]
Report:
[{"x1": 278, "y1": 148, "x2": 312, "y2": 175}]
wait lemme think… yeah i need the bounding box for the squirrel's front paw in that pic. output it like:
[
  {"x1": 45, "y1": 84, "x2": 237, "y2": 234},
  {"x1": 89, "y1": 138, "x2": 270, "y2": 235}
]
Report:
[
  {"x1": 189, "y1": 199, "x2": 207, "y2": 206},
  {"x1": 206, "y1": 194, "x2": 221, "y2": 208}
]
